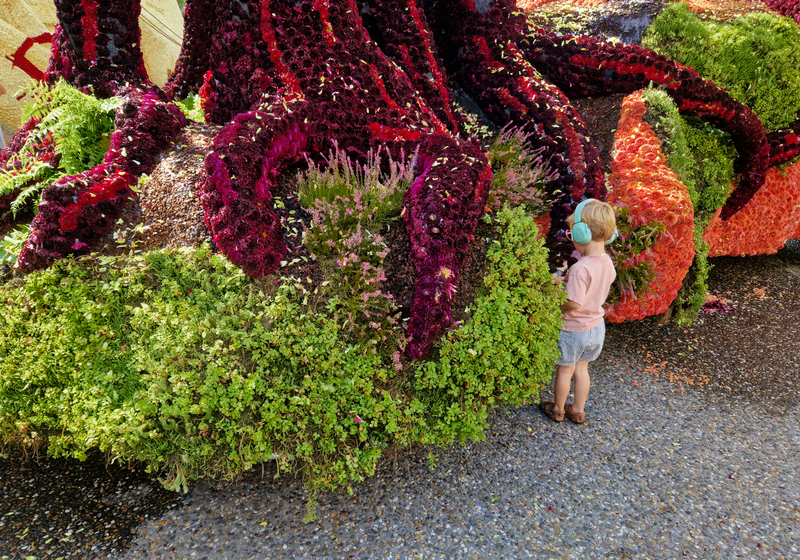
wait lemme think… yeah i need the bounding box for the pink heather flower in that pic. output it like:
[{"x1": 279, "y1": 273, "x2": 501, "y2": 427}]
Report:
[{"x1": 354, "y1": 415, "x2": 363, "y2": 423}]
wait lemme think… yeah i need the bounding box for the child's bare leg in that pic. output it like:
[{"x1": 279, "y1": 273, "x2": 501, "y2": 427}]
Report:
[
  {"x1": 571, "y1": 360, "x2": 591, "y2": 413},
  {"x1": 554, "y1": 364, "x2": 575, "y2": 413}
]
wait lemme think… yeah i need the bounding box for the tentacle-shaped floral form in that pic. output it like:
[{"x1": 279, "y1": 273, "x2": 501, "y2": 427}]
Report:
[
  {"x1": 519, "y1": 30, "x2": 770, "y2": 219},
  {"x1": 201, "y1": 92, "x2": 309, "y2": 277},
  {"x1": 45, "y1": 0, "x2": 150, "y2": 96},
  {"x1": 420, "y1": 0, "x2": 605, "y2": 267},
  {"x1": 164, "y1": 0, "x2": 217, "y2": 100},
  {"x1": 606, "y1": 92, "x2": 695, "y2": 322},
  {"x1": 403, "y1": 134, "x2": 491, "y2": 360},
  {"x1": 767, "y1": 121, "x2": 800, "y2": 167},
  {"x1": 18, "y1": 87, "x2": 187, "y2": 272},
  {"x1": 15, "y1": 0, "x2": 187, "y2": 272},
  {"x1": 361, "y1": 0, "x2": 462, "y2": 134},
  {"x1": 189, "y1": 0, "x2": 491, "y2": 358},
  {"x1": 703, "y1": 161, "x2": 800, "y2": 257},
  {"x1": 0, "y1": 117, "x2": 58, "y2": 227}
]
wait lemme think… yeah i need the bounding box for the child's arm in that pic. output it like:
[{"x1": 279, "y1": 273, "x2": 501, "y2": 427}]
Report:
[{"x1": 561, "y1": 299, "x2": 581, "y2": 314}]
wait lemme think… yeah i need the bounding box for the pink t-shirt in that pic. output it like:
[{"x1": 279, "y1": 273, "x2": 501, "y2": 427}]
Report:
[{"x1": 562, "y1": 253, "x2": 616, "y2": 332}]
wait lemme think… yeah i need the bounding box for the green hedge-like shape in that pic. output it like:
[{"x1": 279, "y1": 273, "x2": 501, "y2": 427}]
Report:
[
  {"x1": 0, "y1": 205, "x2": 560, "y2": 516},
  {"x1": 643, "y1": 3, "x2": 800, "y2": 131},
  {"x1": 641, "y1": 87, "x2": 737, "y2": 324}
]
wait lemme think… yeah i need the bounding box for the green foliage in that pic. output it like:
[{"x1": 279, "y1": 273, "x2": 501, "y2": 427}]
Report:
[
  {"x1": 643, "y1": 3, "x2": 800, "y2": 131},
  {"x1": 642, "y1": 87, "x2": 736, "y2": 227},
  {"x1": 0, "y1": 80, "x2": 120, "y2": 216},
  {"x1": 674, "y1": 236, "x2": 711, "y2": 327},
  {"x1": 486, "y1": 127, "x2": 556, "y2": 216},
  {"x1": 607, "y1": 206, "x2": 665, "y2": 304},
  {"x1": 0, "y1": 225, "x2": 30, "y2": 266},
  {"x1": 0, "y1": 246, "x2": 404, "y2": 504},
  {"x1": 21, "y1": 80, "x2": 121, "y2": 174},
  {"x1": 174, "y1": 93, "x2": 205, "y2": 123},
  {"x1": 641, "y1": 87, "x2": 737, "y2": 324},
  {"x1": 0, "y1": 214, "x2": 559, "y2": 517},
  {"x1": 414, "y1": 205, "x2": 562, "y2": 445}
]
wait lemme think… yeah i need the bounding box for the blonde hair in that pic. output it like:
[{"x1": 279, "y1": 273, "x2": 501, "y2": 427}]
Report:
[{"x1": 566, "y1": 199, "x2": 617, "y2": 242}]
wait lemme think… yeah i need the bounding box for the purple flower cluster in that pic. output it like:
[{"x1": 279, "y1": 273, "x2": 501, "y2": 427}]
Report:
[
  {"x1": 767, "y1": 124, "x2": 800, "y2": 168},
  {"x1": 362, "y1": 0, "x2": 461, "y2": 134},
  {"x1": 403, "y1": 134, "x2": 491, "y2": 360},
  {"x1": 764, "y1": 0, "x2": 800, "y2": 25},
  {"x1": 164, "y1": 0, "x2": 216, "y2": 100},
  {"x1": 17, "y1": 167, "x2": 130, "y2": 272},
  {"x1": 18, "y1": 86, "x2": 186, "y2": 272},
  {"x1": 520, "y1": 31, "x2": 770, "y2": 220},
  {"x1": 200, "y1": 95, "x2": 309, "y2": 278},
  {"x1": 45, "y1": 0, "x2": 149, "y2": 98}
]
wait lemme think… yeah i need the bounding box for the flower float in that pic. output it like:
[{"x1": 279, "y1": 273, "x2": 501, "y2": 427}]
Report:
[
  {"x1": 0, "y1": 0, "x2": 795, "y2": 345},
  {"x1": 704, "y1": 162, "x2": 800, "y2": 256},
  {"x1": 605, "y1": 91, "x2": 695, "y2": 322}
]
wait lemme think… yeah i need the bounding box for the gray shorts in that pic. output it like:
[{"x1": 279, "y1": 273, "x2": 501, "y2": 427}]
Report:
[{"x1": 556, "y1": 322, "x2": 606, "y2": 366}]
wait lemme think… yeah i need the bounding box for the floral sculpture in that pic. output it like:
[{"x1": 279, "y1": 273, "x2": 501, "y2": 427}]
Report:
[
  {"x1": 605, "y1": 91, "x2": 695, "y2": 322},
  {"x1": 704, "y1": 162, "x2": 800, "y2": 257},
  {"x1": 1, "y1": 0, "x2": 798, "y2": 350}
]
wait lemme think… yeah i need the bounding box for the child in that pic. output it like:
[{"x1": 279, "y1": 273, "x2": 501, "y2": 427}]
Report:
[{"x1": 541, "y1": 198, "x2": 617, "y2": 424}]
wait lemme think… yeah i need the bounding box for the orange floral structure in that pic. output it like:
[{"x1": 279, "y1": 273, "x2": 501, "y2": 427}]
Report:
[
  {"x1": 605, "y1": 91, "x2": 696, "y2": 322},
  {"x1": 703, "y1": 161, "x2": 800, "y2": 256}
]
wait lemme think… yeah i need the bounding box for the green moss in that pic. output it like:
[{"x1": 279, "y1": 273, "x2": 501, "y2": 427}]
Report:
[{"x1": 643, "y1": 2, "x2": 800, "y2": 131}]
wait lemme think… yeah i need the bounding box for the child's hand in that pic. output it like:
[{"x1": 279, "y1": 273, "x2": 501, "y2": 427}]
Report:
[{"x1": 551, "y1": 272, "x2": 565, "y2": 285}]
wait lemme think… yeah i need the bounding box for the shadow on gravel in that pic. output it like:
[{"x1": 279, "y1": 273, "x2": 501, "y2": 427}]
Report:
[{"x1": 0, "y1": 449, "x2": 183, "y2": 559}]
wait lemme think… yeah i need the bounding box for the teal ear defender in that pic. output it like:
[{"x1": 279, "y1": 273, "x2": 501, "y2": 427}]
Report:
[{"x1": 571, "y1": 199, "x2": 618, "y2": 245}]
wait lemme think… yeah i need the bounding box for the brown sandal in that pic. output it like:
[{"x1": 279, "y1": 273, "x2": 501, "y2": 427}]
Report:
[
  {"x1": 540, "y1": 401, "x2": 564, "y2": 422},
  {"x1": 564, "y1": 404, "x2": 585, "y2": 425}
]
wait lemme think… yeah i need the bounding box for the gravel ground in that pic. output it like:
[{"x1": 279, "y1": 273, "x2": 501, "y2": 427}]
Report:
[
  {"x1": 3, "y1": 252, "x2": 798, "y2": 559},
  {"x1": 109, "y1": 367, "x2": 798, "y2": 560}
]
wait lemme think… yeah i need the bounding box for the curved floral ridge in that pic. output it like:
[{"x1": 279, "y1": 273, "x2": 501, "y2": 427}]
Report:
[
  {"x1": 17, "y1": 85, "x2": 187, "y2": 272},
  {"x1": 703, "y1": 162, "x2": 800, "y2": 257},
  {"x1": 605, "y1": 91, "x2": 695, "y2": 323},
  {"x1": 418, "y1": 0, "x2": 606, "y2": 268},
  {"x1": 519, "y1": 30, "x2": 770, "y2": 220},
  {"x1": 13, "y1": 0, "x2": 188, "y2": 273},
  {"x1": 191, "y1": 0, "x2": 491, "y2": 360}
]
